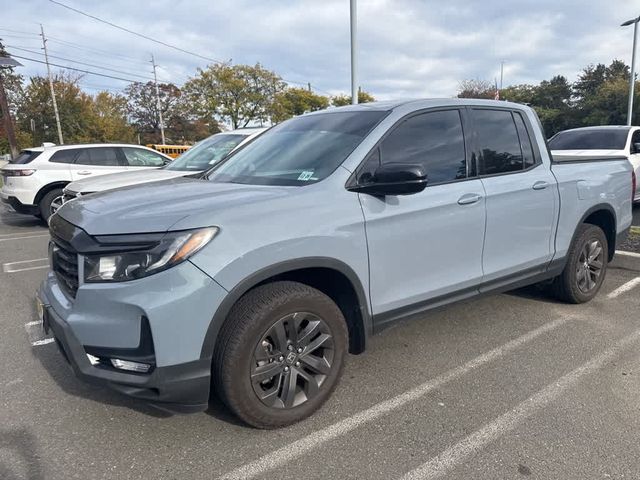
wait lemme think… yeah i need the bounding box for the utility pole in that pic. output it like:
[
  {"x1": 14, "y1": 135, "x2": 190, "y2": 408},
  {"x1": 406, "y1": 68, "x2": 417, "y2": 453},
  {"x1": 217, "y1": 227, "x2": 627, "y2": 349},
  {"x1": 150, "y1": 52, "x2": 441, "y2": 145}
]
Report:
[
  {"x1": 150, "y1": 54, "x2": 166, "y2": 144},
  {"x1": 308, "y1": 82, "x2": 312, "y2": 92},
  {"x1": 350, "y1": 0, "x2": 358, "y2": 105},
  {"x1": 40, "y1": 25, "x2": 63, "y2": 145},
  {"x1": 500, "y1": 61, "x2": 505, "y2": 91}
]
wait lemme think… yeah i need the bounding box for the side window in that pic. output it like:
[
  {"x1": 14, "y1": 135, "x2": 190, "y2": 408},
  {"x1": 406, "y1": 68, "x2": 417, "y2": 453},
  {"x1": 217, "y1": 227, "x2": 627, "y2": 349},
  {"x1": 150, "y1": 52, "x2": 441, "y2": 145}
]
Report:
[
  {"x1": 378, "y1": 110, "x2": 467, "y2": 184},
  {"x1": 75, "y1": 148, "x2": 121, "y2": 166},
  {"x1": 631, "y1": 130, "x2": 640, "y2": 154},
  {"x1": 49, "y1": 149, "x2": 81, "y2": 164},
  {"x1": 472, "y1": 109, "x2": 523, "y2": 175},
  {"x1": 513, "y1": 112, "x2": 536, "y2": 169},
  {"x1": 122, "y1": 147, "x2": 167, "y2": 167}
]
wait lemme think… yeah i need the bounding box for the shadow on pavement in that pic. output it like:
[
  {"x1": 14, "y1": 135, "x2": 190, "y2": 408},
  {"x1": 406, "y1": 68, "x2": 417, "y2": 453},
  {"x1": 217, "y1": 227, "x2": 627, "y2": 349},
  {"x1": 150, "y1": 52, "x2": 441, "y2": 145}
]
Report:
[
  {"x1": 31, "y1": 339, "x2": 244, "y2": 425},
  {"x1": 0, "y1": 428, "x2": 45, "y2": 480}
]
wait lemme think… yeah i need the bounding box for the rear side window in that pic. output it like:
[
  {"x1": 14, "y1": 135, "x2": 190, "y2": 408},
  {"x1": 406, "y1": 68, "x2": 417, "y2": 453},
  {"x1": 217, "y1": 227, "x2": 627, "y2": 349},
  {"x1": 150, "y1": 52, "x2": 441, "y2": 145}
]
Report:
[
  {"x1": 75, "y1": 148, "x2": 121, "y2": 166},
  {"x1": 472, "y1": 109, "x2": 523, "y2": 175},
  {"x1": 548, "y1": 128, "x2": 629, "y2": 150},
  {"x1": 378, "y1": 109, "x2": 467, "y2": 184},
  {"x1": 10, "y1": 150, "x2": 42, "y2": 164},
  {"x1": 513, "y1": 113, "x2": 536, "y2": 169},
  {"x1": 121, "y1": 147, "x2": 167, "y2": 167},
  {"x1": 50, "y1": 149, "x2": 81, "y2": 164}
]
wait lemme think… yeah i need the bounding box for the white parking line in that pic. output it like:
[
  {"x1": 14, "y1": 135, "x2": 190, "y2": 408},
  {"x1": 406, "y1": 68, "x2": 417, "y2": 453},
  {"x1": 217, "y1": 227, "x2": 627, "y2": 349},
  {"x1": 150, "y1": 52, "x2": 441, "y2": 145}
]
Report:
[
  {"x1": 0, "y1": 234, "x2": 49, "y2": 242},
  {"x1": 400, "y1": 328, "x2": 640, "y2": 480},
  {"x1": 220, "y1": 317, "x2": 571, "y2": 480},
  {"x1": 607, "y1": 277, "x2": 640, "y2": 299},
  {"x1": 3, "y1": 258, "x2": 49, "y2": 273},
  {"x1": 25, "y1": 321, "x2": 53, "y2": 347},
  {"x1": 0, "y1": 231, "x2": 46, "y2": 238}
]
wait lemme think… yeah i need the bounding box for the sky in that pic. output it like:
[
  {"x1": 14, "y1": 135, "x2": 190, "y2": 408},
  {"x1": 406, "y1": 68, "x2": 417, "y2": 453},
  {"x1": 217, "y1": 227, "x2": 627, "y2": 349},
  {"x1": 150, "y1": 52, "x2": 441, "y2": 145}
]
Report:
[{"x1": 1, "y1": 0, "x2": 639, "y2": 100}]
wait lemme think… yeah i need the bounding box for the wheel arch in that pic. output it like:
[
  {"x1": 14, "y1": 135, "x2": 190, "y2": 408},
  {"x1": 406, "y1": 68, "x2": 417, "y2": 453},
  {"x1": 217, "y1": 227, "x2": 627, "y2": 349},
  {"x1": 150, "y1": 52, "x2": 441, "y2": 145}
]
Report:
[
  {"x1": 34, "y1": 181, "x2": 69, "y2": 206},
  {"x1": 201, "y1": 257, "x2": 372, "y2": 361},
  {"x1": 578, "y1": 204, "x2": 617, "y2": 261}
]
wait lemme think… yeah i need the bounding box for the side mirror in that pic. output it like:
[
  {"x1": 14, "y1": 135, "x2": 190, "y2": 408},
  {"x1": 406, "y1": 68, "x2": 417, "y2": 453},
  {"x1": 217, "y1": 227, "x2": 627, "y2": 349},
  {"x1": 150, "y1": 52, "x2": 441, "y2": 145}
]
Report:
[{"x1": 349, "y1": 163, "x2": 427, "y2": 196}]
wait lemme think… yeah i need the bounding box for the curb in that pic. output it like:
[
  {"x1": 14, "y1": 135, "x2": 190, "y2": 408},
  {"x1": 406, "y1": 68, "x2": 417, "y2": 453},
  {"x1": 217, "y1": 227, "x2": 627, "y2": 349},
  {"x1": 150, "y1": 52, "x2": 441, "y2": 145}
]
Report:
[{"x1": 611, "y1": 250, "x2": 640, "y2": 272}]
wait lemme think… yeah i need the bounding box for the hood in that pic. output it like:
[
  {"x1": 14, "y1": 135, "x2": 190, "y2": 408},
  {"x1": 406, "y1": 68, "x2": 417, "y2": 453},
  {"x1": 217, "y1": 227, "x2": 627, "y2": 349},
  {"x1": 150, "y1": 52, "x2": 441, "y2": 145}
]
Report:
[
  {"x1": 57, "y1": 177, "x2": 296, "y2": 235},
  {"x1": 66, "y1": 169, "x2": 188, "y2": 194}
]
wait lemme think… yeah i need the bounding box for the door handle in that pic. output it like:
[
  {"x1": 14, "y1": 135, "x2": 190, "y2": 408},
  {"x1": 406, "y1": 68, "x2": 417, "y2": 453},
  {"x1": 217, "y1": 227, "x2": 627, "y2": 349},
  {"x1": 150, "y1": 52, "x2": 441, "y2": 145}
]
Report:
[
  {"x1": 77, "y1": 171, "x2": 93, "y2": 175},
  {"x1": 457, "y1": 193, "x2": 482, "y2": 205},
  {"x1": 532, "y1": 181, "x2": 549, "y2": 190}
]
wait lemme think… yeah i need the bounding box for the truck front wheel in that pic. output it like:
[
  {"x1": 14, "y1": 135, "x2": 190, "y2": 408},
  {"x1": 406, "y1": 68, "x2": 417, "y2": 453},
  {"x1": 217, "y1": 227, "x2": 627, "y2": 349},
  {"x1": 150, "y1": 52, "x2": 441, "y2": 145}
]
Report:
[
  {"x1": 552, "y1": 223, "x2": 608, "y2": 304},
  {"x1": 214, "y1": 281, "x2": 348, "y2": 429}
]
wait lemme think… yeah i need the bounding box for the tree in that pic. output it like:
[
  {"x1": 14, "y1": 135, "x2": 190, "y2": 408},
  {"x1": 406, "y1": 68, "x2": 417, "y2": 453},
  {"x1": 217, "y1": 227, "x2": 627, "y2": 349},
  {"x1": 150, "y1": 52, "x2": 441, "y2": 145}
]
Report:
[
  {"x1": 331, "y1": 90, "x2": 375, "y2": 106},
  {"x1": 16, "y1": 73, "x2": 96, "y2": 145},
  {"x1": 125, "y1": 81, "x2": 182, "y2": 143},
  {"x1": 271, "y1": 87, "x2": 329, "y2": 122},
  {"x1": 457, "y1": 79, "x2": 495, "y2": 99},
  {"x1": 89, "y1": 91, "x2": 135, "y2": 143},
  {"x1": 183, "y1": 62, "x2": 286, "y2": 129}
]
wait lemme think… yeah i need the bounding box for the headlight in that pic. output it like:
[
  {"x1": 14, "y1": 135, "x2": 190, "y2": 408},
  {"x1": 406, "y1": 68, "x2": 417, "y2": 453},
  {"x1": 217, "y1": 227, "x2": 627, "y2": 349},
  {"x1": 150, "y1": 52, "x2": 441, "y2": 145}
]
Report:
[{"x1": 84, "y1": 227, "x2": 218, "y2": 282}]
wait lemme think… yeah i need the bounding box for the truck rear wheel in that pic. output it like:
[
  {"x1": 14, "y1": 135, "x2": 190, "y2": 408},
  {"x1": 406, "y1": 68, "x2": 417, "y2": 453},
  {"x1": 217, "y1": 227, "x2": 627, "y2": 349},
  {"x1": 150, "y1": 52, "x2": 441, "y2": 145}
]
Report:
[
  {"x1": 552, "y1": 224, "x2": 608, "y2": 304},
  {"x1": 214, "y1": 281, "x2": 348, "y2": 429}
]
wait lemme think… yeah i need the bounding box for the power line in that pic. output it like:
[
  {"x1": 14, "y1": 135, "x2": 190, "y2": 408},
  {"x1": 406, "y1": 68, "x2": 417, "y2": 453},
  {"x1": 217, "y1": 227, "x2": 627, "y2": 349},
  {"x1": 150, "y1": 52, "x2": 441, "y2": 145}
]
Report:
[
  {"x1": 10, "y1": 53, "x2": 145, "y2": 83},
  {"x1": 46, "y1": 37, "x2": 149, "y2": 65},
  {"x1": 49, "y1": 0, "x2": 224, "y2": 63},
  {"x1": 0, "y1": 27, "x2": 40, "y2": 36},
  {"x1": 6, "y1": 45, "x2": 154, "y2": 81}
]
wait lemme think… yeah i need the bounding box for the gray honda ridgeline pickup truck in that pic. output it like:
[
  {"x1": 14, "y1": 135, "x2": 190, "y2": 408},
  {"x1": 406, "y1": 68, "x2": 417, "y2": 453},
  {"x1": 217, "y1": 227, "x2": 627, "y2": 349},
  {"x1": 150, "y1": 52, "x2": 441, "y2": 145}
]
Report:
[{"x1": 38, "y1": 99, "x2": 634, "y2": 428}]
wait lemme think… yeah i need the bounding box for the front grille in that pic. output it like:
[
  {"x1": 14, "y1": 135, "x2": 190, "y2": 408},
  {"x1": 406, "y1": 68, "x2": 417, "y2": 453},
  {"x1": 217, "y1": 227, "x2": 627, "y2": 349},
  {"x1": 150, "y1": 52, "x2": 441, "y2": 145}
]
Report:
[{"x1": 50, "y1": 239, "x2": 79, "y2": 298}]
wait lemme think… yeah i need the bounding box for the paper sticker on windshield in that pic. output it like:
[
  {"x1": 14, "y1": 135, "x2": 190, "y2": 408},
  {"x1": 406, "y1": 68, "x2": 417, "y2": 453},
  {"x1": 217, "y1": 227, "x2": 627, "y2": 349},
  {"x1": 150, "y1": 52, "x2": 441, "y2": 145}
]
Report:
[{"x1": 298, "y1": 170, "x2": 314, "y2": 181}]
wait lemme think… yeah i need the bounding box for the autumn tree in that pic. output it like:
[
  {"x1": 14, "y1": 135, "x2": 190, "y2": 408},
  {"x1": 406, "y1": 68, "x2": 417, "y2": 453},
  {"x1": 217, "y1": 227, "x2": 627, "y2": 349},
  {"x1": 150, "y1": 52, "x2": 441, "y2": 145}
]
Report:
[
  {"x1": 89, "y1": 91, "x2": 135, "y2": 143},
  {"x1": 331, "y1": 90, "x2": 375, "y2": 106},
  {"x1": 125, "y1": 81, "x2": 182, "y2": 143},
  {"x1": 16, "y1": 73, "x2": 97, "y2": 145},
  {"x1": 183, "y1": 63, "x2": 286, "y2": 129},
  {"x1": 271, "y1": 87, "x2": 329, "y2": 122},
  {"x1": 457, "y1": 79, "x2": 495, "y2": 99}
]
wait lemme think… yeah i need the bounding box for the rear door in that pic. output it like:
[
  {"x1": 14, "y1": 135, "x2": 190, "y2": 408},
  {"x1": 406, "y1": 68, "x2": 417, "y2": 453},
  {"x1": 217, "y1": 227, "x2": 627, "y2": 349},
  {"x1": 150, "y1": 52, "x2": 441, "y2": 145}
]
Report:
[
  {"x1": 471, "y1": 108, "x2": 559, "y2": 285},
  {"x1": 357, "y1": 108, "x2": 486, "y2": 321},
  {"x1": 70, "y1": 147, "x2": 126, "y2": 181}
]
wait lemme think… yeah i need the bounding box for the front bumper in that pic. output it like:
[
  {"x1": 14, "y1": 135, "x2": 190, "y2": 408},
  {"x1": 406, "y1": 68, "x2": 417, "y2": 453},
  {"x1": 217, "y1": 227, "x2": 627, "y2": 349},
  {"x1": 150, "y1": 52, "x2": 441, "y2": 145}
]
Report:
[{"x1": 38, "y1": 260, "x2": 229, "y2": 413}]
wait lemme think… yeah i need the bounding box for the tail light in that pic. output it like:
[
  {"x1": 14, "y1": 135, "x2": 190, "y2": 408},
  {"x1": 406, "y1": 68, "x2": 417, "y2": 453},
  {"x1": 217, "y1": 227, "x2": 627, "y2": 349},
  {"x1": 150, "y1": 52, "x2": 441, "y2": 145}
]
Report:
[
  {"x1": 633, "y1": 170, "x2": 637, "y2": 202},
  {"x1": 1, "y1": 169, "x2": 36, "y2": 177}
]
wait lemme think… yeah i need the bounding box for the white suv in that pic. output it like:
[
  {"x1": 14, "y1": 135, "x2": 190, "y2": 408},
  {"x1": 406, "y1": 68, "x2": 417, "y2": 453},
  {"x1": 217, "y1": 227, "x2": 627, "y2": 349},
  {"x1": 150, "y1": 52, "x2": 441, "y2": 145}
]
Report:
[{"x1": 1, "y1": 143, "x2": 171, "y2": 221}]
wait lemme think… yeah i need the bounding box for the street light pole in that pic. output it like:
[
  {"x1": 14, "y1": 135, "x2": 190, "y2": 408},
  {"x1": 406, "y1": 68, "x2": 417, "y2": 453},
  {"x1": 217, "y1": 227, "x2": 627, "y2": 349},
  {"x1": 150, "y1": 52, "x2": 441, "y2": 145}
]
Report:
[
  {"x1": 622, "y1": 16, "x2": 640, "y2": 126},
  {"x1": 350, "y1": 0, "x2": 358, "y2": 105}
]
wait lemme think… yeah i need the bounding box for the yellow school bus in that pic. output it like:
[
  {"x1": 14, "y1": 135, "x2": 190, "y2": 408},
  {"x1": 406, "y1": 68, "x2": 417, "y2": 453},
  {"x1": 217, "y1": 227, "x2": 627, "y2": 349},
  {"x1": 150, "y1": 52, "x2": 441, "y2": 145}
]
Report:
[{"x1": 146, "y1": 144, "x2": 191, "y2": 159}]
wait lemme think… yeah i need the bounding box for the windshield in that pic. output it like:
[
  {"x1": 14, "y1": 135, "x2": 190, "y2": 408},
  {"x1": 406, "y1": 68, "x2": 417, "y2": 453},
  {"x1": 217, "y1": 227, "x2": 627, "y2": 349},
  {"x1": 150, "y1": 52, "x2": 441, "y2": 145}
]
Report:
[
  {"x1": 549, "y1": 129, "x2": 630, "y2": 150},
  {"x1": 164, "y1": 134, "x2": 248, "y2": 171},
  {"x1": 207, "y1": 111, "x2": 387, "y2": 186}
]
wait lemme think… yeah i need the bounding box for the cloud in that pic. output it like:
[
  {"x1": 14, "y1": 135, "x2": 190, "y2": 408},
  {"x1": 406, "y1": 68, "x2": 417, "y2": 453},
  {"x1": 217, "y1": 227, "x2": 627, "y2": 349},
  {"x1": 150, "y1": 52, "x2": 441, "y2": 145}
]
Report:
[{"x1": 1, "y1": 0, "x2": 638, "y2": 99}]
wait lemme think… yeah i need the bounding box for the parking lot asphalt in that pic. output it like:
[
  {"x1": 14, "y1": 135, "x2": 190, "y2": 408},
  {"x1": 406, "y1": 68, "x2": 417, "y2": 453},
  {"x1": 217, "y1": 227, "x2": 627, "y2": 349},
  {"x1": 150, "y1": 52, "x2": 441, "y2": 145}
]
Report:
[{"x1": 1, "y1": 204, "x2": 640, "y2": 480}]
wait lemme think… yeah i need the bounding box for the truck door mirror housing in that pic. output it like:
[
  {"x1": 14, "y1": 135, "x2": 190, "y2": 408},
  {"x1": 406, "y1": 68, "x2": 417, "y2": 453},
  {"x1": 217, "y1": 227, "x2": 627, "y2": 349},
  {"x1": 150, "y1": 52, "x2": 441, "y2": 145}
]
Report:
[{"x1": 348, "y1": 163, "x2": 428, "y2": 196}]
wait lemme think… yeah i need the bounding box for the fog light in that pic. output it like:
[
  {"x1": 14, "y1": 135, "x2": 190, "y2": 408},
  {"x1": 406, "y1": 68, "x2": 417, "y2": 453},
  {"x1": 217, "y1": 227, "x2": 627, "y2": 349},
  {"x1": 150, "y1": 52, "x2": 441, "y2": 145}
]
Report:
[
  {"x1": 86, "y1": 353, "x2": 100, "y2": 366},
  {"x1": 110, "y1": 358, "x2": 152, "y2": 373}
]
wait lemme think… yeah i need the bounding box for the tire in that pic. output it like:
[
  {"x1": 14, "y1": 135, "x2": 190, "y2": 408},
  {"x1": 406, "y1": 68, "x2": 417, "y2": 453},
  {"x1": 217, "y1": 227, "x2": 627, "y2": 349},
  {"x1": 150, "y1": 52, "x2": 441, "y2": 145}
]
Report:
[
  {"x1": 38, "y1": 188, "x2": 64, "y2": 222},
  {"x1": 214, "y1": 280, "x2": 348, "y2": 429},
  {"x1": 552, "y1": 223, "x2": 608, "y2": 304}
]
